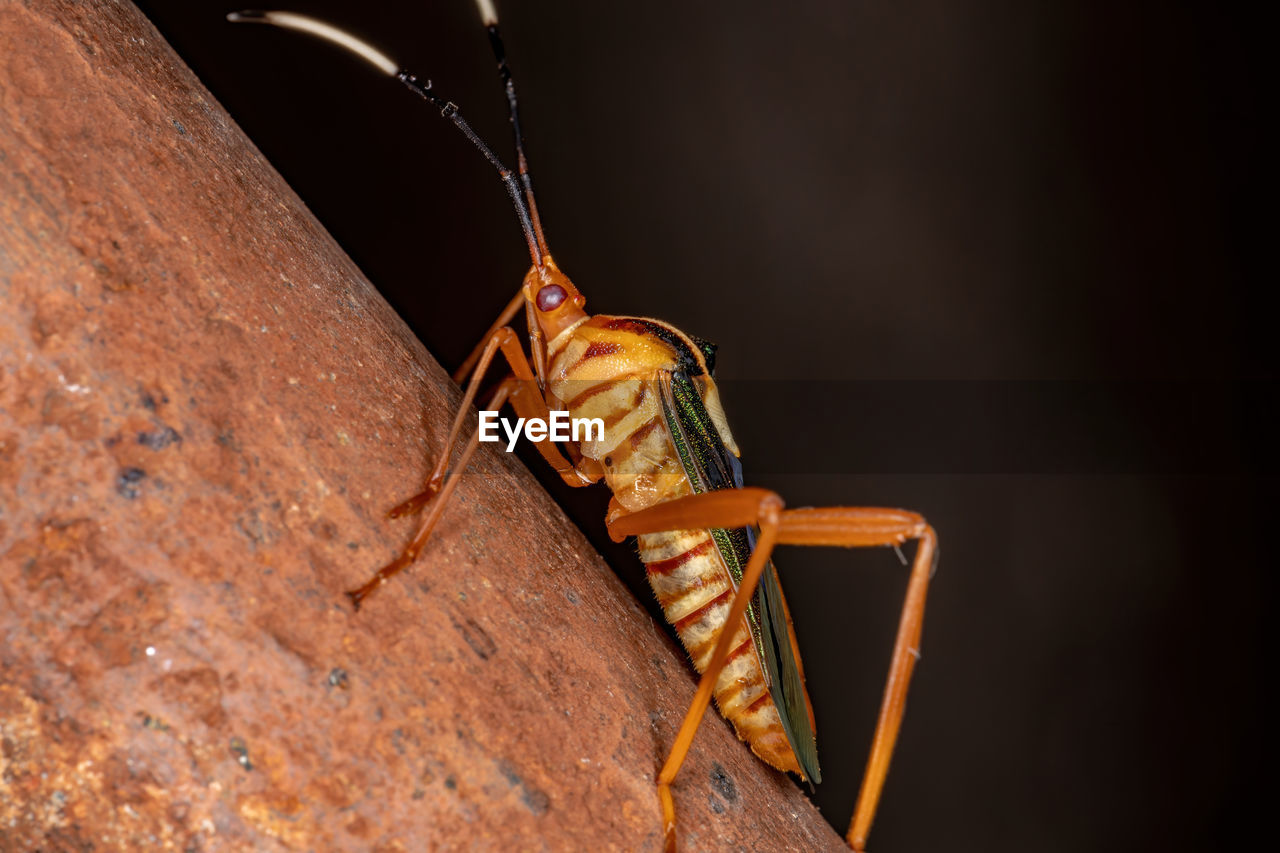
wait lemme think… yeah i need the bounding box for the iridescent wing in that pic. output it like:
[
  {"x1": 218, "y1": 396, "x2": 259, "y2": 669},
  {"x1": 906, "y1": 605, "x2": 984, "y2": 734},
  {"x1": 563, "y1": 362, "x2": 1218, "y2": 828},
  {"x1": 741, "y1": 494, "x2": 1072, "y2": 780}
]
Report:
[{"x1": 658, "y1": 369, "x2": 821, "y2": 783}]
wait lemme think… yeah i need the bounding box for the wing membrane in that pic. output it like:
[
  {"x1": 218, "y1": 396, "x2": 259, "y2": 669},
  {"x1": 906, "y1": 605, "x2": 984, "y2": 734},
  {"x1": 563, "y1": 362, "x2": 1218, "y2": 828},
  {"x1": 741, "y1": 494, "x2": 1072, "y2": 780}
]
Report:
[{"x1": 658, "y1": 370, "x2": 821, "y2": 783}]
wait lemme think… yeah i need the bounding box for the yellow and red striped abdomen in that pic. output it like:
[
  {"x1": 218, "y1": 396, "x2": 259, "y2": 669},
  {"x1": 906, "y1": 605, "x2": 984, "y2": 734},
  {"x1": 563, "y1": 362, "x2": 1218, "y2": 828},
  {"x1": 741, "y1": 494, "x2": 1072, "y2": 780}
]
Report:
[{"x1": 543, "y1": 315, "x2": 805, "y2": 775}]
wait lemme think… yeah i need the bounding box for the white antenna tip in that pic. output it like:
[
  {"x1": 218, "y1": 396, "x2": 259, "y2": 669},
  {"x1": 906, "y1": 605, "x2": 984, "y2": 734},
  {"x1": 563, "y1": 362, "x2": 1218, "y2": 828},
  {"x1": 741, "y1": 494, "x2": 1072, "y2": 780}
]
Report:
[
  {"x1": 226, "y1": 10, "x2": 400, "y2": 77},
  {"x1": 475, "y1": 0, "x2": 499, "y2": 26}
]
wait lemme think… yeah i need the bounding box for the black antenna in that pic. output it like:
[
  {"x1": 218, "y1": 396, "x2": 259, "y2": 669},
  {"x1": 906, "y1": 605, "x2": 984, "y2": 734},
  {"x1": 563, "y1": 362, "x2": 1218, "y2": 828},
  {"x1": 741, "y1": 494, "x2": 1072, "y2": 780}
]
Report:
[
  {"x1": 475, "y1": 1, "x2": 549, "y2": 259},
  {"x1": 227, "y1": 10, "x2": 544, "y2": 267}
]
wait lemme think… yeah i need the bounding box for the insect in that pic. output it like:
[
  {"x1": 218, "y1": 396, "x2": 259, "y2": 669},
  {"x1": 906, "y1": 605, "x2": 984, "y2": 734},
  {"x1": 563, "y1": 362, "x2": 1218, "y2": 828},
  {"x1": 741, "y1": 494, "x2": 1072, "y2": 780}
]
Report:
[{"x1": 230, "y1": 4, "x2": 937, "y2": 850}]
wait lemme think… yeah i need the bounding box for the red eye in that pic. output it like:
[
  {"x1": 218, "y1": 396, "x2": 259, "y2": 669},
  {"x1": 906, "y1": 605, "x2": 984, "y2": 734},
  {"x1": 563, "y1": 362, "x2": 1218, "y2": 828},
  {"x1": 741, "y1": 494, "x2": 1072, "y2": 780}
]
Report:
[{"x1": 536, "y1": 284, "x2": 567, "y2": 311}]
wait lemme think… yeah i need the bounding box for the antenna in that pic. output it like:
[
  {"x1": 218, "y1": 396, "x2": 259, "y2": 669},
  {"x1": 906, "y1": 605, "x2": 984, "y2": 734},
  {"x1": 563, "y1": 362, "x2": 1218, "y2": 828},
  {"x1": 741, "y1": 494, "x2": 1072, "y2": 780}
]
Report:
[
  {"x1": 474, "y1": 1, "x2": 549, "y2": 259},
  {"x1": 227, "y1": 10, "x2": 545, "y2": 267}
]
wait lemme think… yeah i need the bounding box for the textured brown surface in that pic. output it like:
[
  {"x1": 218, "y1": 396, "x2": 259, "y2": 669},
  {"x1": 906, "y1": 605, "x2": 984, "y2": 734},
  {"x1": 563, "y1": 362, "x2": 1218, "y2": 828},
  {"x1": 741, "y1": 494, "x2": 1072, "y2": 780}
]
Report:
[{"x1": 0, "y1": 1, "x2": 843, "y2": 850}]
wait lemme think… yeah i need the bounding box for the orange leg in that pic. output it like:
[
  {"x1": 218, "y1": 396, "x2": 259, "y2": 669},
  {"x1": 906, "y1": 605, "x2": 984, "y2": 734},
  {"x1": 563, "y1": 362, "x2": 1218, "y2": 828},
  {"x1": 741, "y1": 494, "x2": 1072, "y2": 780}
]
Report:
[
  {"x1": 348, "y1": 326, "x2": 592, "y2": 608},
  {"x1": 451, "y1": 289, "x2": 525, "y2": 384},
  {"x1": 392, "y1": 327, "x2": 585, "y2": 519},
  {"x1": 607, "y1": 488, "x2": 936, "y2": 853}
]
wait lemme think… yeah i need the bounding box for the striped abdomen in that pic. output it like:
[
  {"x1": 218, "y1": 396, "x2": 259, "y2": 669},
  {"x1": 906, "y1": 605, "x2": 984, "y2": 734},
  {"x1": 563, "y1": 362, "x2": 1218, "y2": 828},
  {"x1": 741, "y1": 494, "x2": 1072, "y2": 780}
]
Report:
[{"x1": 544, "y1": 314, "x2": 805, "y2": 775}]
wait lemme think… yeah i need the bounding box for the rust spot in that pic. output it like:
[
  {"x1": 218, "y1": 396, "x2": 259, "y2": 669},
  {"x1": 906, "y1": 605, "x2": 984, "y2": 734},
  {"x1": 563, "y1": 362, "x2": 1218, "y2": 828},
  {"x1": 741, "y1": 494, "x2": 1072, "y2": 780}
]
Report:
[
  {"x1": 497, "y1": 759, "x2": 551, "y2": 816},
  {"x1": 452, "y1": 615, "x2": 497, "y2": 660},
  {"x1": 345, "y1": 814, "x2": 374, "y2": 839},
  {"x1": 229, "y1": 735, "x2": 253, "y2": 771},
  {"x1": 137, "y1": 424, "x2": 181, "y2": 449},
  {"x1": 0, "y1": 431, "x2": 20, "y2": 490},
  {"x1": 116, "y1": 466, "x2": 146, "y2": 498},
  {"x1": 102, "y1": 750, "x2": 159, "y2": 806},
  {"x1": 521, "y1": 785, "x2": 551, "y2": 817},
  {"x1": 79, "y1": 582, "x2": 172, "y2": 668},
  {"x1": 152, "y1": 667, "x2": 226, "y2": 729},
  {"x1": 136, "y1": 711, "x2": 171, "y2": 732},
  {"x1": 710, "y1": 762, "x2": 738, "y2": 804},
  {"x1": 41, "y1": 389, "x2": 102, "y2": 441}
]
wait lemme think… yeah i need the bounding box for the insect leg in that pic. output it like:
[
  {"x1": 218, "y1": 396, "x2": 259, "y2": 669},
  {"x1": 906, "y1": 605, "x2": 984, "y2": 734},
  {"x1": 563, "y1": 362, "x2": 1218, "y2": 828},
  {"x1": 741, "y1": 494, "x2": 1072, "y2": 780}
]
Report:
[
  {"x1": 347, "y1": 373, "x2": 518, "y2": 607},
  {"x1": 608, "y1": 489, "x2": 785, "y2": 853},
  {"x1": 391, "y1": 327, "x2": 580, "y2": 520},
  {"x1": 451, "y1": 289, "x2": 524, "y2": 383},
  {"x1": 386, "y1": 328, "x2": 524, "y2": 520},
  {"x1": 774, "y1": 507, "x2": 936, "y2": 853},
  {"x1": 607, "y1": 489, "x2": 936, "y2": 853},
  {"x1": 349, "y1": 327, "x2": 591, "y2": 608}
]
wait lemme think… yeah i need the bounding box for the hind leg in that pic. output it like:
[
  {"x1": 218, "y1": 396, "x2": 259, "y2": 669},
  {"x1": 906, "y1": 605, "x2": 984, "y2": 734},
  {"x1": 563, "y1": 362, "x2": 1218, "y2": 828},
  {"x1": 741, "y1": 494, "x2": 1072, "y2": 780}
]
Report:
[{"x1": 607, "y1": 488, "x2": 936, "y2": 852}]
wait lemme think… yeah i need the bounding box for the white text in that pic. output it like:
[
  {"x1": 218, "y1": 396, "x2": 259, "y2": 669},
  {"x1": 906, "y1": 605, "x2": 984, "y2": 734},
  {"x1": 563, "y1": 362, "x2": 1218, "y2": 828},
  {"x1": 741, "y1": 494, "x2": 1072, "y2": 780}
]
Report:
[{"x1": 478, "y1": 410, "x2": 605, "y2": 452}]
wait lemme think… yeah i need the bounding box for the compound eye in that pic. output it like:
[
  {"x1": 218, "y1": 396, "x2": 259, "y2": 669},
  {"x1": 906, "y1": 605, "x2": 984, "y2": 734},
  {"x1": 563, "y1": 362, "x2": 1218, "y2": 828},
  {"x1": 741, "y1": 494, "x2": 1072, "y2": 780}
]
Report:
[{"x1": 536, "y1": 284, "x2": 567, "y2": 312}]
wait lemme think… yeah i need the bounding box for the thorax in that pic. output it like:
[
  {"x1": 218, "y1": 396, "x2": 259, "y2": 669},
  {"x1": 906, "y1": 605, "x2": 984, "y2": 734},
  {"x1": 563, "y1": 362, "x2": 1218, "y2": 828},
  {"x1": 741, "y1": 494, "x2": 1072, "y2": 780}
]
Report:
[{"x1": 542, "y1": 314, "x2": 738, "y2": 514}]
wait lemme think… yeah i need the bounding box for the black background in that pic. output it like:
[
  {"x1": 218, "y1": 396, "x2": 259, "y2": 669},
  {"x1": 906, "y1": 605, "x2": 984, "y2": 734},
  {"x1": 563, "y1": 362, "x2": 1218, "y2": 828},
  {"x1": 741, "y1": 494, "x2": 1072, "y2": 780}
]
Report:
[{"x1": 131, "y1": 2, "x2": 1270, "y2": 850}]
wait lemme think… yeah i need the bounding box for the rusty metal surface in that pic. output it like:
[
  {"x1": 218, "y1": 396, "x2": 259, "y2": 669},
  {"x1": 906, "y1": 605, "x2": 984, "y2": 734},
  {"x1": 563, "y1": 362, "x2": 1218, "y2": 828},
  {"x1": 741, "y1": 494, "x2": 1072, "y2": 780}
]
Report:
[{"x1": 0, "y1": 1, "x2": 843, "y2": 850}]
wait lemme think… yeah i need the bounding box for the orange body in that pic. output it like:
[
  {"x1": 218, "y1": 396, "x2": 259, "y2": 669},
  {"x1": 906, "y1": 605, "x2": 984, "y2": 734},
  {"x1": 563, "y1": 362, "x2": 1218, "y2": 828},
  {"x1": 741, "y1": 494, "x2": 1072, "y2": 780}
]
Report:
[{"x1": 542, "y1": 309, "x2": 810, "y2": 775}]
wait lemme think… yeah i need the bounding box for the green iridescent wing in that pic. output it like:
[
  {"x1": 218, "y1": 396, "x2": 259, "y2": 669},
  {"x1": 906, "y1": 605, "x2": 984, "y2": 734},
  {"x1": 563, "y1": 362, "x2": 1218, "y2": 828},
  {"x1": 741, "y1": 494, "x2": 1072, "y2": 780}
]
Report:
[{"x1": 657, "y1": 369, "x2": 821, "y2": 783}]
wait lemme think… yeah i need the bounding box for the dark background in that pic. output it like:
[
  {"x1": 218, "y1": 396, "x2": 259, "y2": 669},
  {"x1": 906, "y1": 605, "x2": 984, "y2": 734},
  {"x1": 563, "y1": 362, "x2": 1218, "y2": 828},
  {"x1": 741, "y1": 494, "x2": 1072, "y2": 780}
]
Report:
[{"x1": 132, "y1": 1, "x2": 1270, "y2": 849}]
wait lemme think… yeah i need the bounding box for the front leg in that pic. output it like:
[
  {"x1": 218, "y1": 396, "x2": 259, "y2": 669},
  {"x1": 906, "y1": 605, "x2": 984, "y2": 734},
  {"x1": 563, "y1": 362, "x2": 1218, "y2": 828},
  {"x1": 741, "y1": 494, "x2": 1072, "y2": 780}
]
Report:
[
  {"x1": 450, "y1": 288, "x2": 525, "y2": 384},
  {"x1": 348, "y1": 326, "x2": 596, "y2": 608}
]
